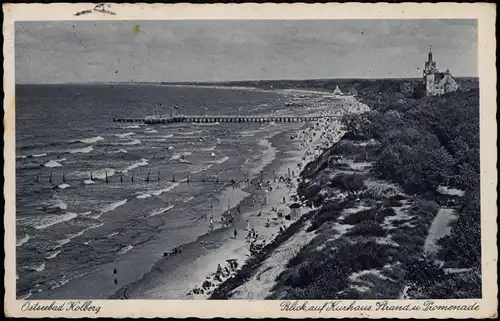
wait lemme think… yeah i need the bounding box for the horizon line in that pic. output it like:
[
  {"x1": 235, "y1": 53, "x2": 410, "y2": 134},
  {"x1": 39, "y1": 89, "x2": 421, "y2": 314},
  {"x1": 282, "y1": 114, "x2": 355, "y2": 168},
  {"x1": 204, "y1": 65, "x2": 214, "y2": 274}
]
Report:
[{"x1": 16, "y1": 75, "x2": 479, "y2": 86}]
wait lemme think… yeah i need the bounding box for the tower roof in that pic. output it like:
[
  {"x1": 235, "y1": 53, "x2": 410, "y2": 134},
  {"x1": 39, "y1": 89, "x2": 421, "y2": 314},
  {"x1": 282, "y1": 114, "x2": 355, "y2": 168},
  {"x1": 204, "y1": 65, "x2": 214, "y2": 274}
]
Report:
[{"x1": 427, "y1": 46, "x2": 433, "y2": 62}]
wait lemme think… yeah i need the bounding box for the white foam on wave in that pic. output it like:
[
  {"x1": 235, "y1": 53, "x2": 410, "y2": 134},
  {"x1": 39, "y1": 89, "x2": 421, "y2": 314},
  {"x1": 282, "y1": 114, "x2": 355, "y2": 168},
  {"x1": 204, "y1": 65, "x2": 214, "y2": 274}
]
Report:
[
  {"x1": 168, "y1": 146, "x2": 175, "y2": 150},
  {"x1": 124, "y1": 125, "x2": 141, "y2": 129},
  {"x1": 213, "y1": 156, "x2": 230, "y2": 164},
  {"x1": 147, "y1": 205, "x2": 175, "y2": 217},
  {"x1": 183, "y1": 196, "x2": 194, "y2": 203},
  {"x1": 202, "y1": 145, "x2": 217, "y2": 151},
  {"x1": 33, "y1": 153, "x2": 47, "y2": 158},
  {"x1": 16, "y1": 234, "x2": 30, "y2": 247},
  {"x1": 191, "y1": 164, "x2": 214, "y2": 174},
  {"x1": 136, "y1": 182, "x2": 180, "y2": 199},
  {"x1": 56, "y1": 238, "x2": 71, "y2": 246},
  {"x1": 84, "y1": 179, "x2": 95, "y2": 185},
  {"x1": 123, "y1": 158, "x2": 148, "y2": 172},
  {"x1": 51, "y1": 199, "x2": 68, "y2": 210},
  {"x1": 68, "y1": 145, "x2": 93, "y2": 154},
  {"x1": 28, "y1": 262, "x2": 46, "y2": 273},
  {"x1": 45, "y1": 249, "x2": 62, "y2": 260},
  {"x1": 91, "y1": 199, "x2": 128, "y2": 219},
  {"x1": 33, "y1": 212, "x2": 78, "y2": 230},
  {"x1": 44, "y1": 160, "x2": 63, "y2": 168},
  {"x1": 66, "y1": 221, "x2": 104, "y2": 239},
  {"x1": 107, "y1": 232, "x2": 119, "y2": 238},
  {"x1": 16, "y1": 155, "x2": 28, "y2": 159},
  {"x1": 114, "y1": 132, "x2": 135, "y2": 138},
  {"x1": 144, "y1": 128, "x2": 158, "y2": 134},
  {"x1": 171, "y1": 152, "x2": 192, "y2": 160},
  {"x1": 116, "y1": 139, "x2": 141, "y2": 146},
  {"x1": 162, "y1": 134, "x2": 174, "y2": 138},
  {"x1": 75, "y1": 136, "x2": 104, "y2": 144},
  {"x1": 92, "y1": 168, "x2": 116, "y2": 180},
  {"x1": 58, "y1": 183, "x2": 71, "y2": 189},
  {"x1": 117, "y1": 245, "x2": 134, "y2": 255},
  {"x1": 136, "y1": 193, "x2": 152, "y2": 199}
]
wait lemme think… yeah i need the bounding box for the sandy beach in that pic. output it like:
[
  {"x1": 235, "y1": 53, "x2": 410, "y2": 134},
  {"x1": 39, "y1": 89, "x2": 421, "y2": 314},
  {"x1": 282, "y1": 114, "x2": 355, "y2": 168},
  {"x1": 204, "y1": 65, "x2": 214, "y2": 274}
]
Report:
[{"x1": 109, "y1": 95, "x2": 369, "y2": 300}]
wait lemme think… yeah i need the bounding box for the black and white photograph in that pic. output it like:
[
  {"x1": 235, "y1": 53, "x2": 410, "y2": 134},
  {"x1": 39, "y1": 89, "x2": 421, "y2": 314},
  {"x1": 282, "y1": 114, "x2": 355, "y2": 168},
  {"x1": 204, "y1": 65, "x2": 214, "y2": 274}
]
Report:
[{"x1": 4, "y1": 3, "x2": 497, "y2": 318}]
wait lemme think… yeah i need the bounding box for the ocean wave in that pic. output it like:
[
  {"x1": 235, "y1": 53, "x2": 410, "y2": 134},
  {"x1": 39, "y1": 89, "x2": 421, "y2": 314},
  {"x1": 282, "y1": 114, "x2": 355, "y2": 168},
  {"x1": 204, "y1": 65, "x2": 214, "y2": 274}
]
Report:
[
  {"x1": 66, "y1": 221, "x2": 103, "y2": 239},
  {"x1": 92, "y1": 168, "x2": 116, "y2": 180},
  {"x1": 202, "y1": 145, "x2": 217, "y2": 151},
  {"x1": 51, "y1": 199, "x2": 68, "y2": 210},
  {"x1": 117, "y1": 244, "x2": 134, "y2": 255},
  {"x1": 107, "y1": 232, "x2": 119, "y2": 238},
  {"x1": 213, "y1": 156, "x2": 230, "y2": 164},
  {"x1": 16, "y1": 234, "x2": 30, "y2": 247},
  {"x1": 27, "y1": 262, "x2": 46, "y2": 273},
  {"x1": 32, "y1": 153, "x2": 48, "y2": 158},
  {"x1": 115, "y1": 139, "x2": 141, "y2": 146},
  {"x1": 183, "y1": 196, "x2": 194, "y2": 203},
  {"x1": 45, "y1": 249, "x2": 62, "y2": 260},
  {"x1": 16, "y1": 155, "x2": 28, "y2": 159},
  {"x1": 47, "y1": 275, "x2": 70, "y2": 290},
  {"x1": 136, "y1": 193, "x2": 152, "y2": 199},
  {"x1": 171, "y1": 152, "x2": 192, "y2": 160},
  {"x1": 191, "y1": 164, "x2": 214, "y2": 174},
  {"x1": 44, "y1": 159, "x2": 63, "y2": 168},
  {"x1": 147, "y1": 205, "x2": 175, "y2": 217},
  {"x1": 68, "y1": 145, "x2": 93, "y2": 154},
  {"x1": 52, "y1": 217, "x2": 102, "y2": 248},
  {"x1": 162, "y1": 134, "x2": 174, "y2": 138},
  {"x1": 33, "y1": 212, "x2": 78, "y2": 230},
  {"x1": 84, "y1": 179, "x2": 95, "y2": 185},
  {"x1": 73, "y1": 136, "x2": 104, "y2": 144},
  {"x1": 58, "y1": 183, "x2": 71, "y2": 189},
  {"x1": 56, "y1": 238, "x2": 70, "y2": 246},
  {"x1": 136, "y1": 183, "x2": 180, "y2": 199},
  {"x1": 114, "y1": 132, "x2": 135, "y2": 138},
  {"x1": 123, "y1": 159, "x2": 148, "y2": 172},
  {"x1": 91, "y1": 199, "x2": 128, "y2": 219},
  {"x1": 144, "y1": 129, "x2": 158, "y2": 134},
  {"x1": 124, "y1": 125, "x2": 141, "y2": 129}
]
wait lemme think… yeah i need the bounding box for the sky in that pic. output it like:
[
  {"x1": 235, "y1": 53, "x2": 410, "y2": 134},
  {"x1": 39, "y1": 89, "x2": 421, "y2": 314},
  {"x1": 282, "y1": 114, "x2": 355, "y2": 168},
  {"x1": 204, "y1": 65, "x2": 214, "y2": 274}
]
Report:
[{"x1": 15, "y1": 20, "x2": 478, "y2": 84}]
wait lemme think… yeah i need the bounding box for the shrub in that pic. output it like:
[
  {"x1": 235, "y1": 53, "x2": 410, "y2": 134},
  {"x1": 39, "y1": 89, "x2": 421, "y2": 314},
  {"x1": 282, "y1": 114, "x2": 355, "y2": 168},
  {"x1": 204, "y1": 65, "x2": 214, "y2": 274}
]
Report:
[
  {"x1": 345, "y1": 221, "x2": 386, "y2": 237},
  {"x1": 330, "y1": 173, "x2": 366, "y2": 192},
  {"x1": 409, "y1": 199, "x2": 439, "y2": 220}
]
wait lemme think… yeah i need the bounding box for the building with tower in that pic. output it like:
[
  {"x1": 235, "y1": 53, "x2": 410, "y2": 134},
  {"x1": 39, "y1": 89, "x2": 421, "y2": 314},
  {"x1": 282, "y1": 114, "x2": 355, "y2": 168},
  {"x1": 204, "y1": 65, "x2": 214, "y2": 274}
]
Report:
[{"x1": 423, "y1": 47, "x2": 459, "y2": 96}]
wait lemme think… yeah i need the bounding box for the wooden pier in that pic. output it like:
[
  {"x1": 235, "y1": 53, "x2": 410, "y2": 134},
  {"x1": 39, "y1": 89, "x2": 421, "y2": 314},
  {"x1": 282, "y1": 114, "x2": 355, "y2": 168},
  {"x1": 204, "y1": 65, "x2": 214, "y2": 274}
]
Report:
[{"x1": 113, "y1": 115, "x2": 339, "y2": 125}]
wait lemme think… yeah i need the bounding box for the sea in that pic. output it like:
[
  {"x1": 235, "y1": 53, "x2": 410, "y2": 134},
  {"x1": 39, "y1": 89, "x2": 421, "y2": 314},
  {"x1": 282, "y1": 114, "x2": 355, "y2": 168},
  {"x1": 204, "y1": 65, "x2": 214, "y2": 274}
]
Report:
[{"x1": 15, "y1": 83, "x2": 314, "y2": 299}]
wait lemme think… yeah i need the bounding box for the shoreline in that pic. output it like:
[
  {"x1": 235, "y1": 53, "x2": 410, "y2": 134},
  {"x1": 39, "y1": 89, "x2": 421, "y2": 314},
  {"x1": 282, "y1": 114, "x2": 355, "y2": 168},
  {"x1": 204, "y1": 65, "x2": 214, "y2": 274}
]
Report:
[
  {"x1": 109, "y1": 105, "x2": 348, "y2": 299},
  {"x1": 109, "y1": 124, "x2": 310, "y2": 299}
]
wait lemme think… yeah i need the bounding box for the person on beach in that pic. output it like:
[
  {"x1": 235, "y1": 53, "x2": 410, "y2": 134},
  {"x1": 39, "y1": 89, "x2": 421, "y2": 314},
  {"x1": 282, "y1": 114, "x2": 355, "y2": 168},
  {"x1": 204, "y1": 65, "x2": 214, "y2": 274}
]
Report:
[{"x1": 233, "y1": 228, "x2": 238, "y2": 239}]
